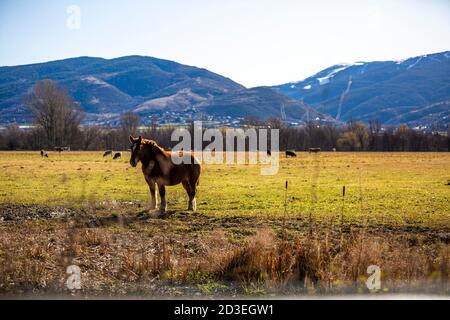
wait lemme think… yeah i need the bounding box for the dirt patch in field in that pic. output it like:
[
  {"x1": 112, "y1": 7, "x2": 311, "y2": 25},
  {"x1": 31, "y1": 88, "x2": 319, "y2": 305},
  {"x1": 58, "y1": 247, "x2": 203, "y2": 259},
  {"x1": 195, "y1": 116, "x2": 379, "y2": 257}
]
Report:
[
  {"x1": 1, "y1": 203, "x2": 448, "y2": 244},
  {"x1": 0, "y1": 204, "x2": 84, "y2": 221}
]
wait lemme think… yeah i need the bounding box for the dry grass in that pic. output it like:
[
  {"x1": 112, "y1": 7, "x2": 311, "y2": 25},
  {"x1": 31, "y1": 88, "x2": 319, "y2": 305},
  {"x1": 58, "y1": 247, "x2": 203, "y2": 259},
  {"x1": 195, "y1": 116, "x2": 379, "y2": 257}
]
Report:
[
  {"x1": 0, "y1": 220, "x2": 448, "y2": 296},
  {"x1": 198, "y1": 229, "x2": 450, "y2": 294},
  {"x1": 119, "y1": 239, "x2": 174, "y2": 281}
]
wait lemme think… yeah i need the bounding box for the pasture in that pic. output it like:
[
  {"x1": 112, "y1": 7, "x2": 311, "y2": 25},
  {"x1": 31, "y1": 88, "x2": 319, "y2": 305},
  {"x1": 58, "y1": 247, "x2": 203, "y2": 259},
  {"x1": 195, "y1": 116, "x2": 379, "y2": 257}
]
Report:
[{"x1": 0, "y1": 151, "x2": 449, "y2": 296}]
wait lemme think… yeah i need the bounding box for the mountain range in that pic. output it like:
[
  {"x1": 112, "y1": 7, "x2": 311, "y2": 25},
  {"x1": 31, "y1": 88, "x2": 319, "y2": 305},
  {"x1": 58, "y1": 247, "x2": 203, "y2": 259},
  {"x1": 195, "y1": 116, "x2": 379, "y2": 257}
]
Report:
[
  {"x1": 0, "y1": 56, "x2": 327, "y2": 126},
  {"x1": 272, "y1": 51, "x2": 450, "y2": 129},
  {"x1": 0, "y1": 51, "x2": 449, "y2": 129}
]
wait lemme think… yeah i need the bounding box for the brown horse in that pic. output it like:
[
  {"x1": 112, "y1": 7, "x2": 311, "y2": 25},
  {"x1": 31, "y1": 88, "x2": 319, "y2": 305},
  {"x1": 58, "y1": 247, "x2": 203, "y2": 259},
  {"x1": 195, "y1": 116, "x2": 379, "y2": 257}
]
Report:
[{"x1": 129, "y1": 136, "x2": 201, "y2": 213}]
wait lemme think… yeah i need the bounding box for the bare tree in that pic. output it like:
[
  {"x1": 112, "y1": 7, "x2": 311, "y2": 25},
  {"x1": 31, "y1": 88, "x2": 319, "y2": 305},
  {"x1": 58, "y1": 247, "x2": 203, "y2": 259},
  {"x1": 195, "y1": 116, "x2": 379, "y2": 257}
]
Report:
[
  {"x1": 120, "y1": 111, "x2": 140, "y2": 148},
  {"x1": 447, "y1": 124, "x2": 450, "y2": 152},
  {"x1": 3, "y1": 124, "x2": 24, "y2": 150},
  {"x1": 349, "y1": 122, "x2": 369, "y2": 150},
  {"x1": 369, "y1": 119, "x2": 381, "y2": 150},
  {"x1": 243, "y1": 115, "x2": 263, "y2": 127},
  {"x1": 26, "y1": 80, "x2": 84, "y2": 148},
  {"x1": 1, "y1": 122, "x2": 448, "y2": 152},
  {"x1": 150, "y1": 115, "x2": 159, "y2": 136},
  {"x1": 82, "y1": 126, "x2": 104, "y2": 150},
  {"x1": 396, "y1": 124, "x2": 410, "y2": 151},
  {"x1": 266, "y1": 117, "x2": 285, "y2": 129},
  {"x1": 337, "y1": 131, "x2": 360, "y2": 151}
]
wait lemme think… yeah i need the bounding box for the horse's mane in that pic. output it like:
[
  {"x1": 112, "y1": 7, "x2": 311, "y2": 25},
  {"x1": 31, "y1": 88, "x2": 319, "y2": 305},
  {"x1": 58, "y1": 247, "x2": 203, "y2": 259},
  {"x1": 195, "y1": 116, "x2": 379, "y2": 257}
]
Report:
[{"x1": 141, "y1": 139, "x2": 167, "y2": 155}]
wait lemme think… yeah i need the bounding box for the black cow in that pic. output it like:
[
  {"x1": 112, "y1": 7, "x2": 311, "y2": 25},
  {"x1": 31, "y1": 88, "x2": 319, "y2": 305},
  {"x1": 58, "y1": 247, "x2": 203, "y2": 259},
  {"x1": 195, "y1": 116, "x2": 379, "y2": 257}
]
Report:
[
  {"x1": 113, "y1": 152, "x2": 122, "y2": 160},
  {"x1": 285, "y1": 150, "x2": 297, "y2": 157},
  {"x1": 103, "y1": 150, "x2": 113, "y2": 157}
]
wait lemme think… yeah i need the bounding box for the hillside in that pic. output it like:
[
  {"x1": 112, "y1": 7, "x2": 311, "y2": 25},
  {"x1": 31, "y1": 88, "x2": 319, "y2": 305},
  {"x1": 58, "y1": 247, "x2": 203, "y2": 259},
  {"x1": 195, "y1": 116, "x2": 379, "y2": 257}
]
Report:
[
  {"x1": 272, "y1": 51, "x2": 450, "y2": 129},
  {"x1": 0, "y1": 56, "x2": 326, "y2": 126}
]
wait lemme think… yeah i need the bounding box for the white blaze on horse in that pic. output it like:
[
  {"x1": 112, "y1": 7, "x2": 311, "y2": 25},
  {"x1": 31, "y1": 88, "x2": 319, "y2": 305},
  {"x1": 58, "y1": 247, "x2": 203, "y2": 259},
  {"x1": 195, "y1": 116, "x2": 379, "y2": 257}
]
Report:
[{"x1": 128, "y1": 136, "x2": 201, "y2": 213}]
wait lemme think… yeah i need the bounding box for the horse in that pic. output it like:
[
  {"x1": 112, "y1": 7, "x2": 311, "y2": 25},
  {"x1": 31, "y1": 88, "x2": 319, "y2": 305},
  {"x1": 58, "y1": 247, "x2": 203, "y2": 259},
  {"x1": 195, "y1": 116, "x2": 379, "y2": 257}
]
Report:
[
  {"x1": 285, "y1": 150, "x2": 297, "y2": 157},
  {"x1": 129, "y1": 136, "x2": 201, "y2": 213},
  {"x1": 103, "y1": 150, "x2": 113, "y2": 157},
  {"x1": 113, "y1": 152, "x2": 122, "y2": 160},
  {"x1": 309, "y1": 147, "x2": 321, "y2": 153}
]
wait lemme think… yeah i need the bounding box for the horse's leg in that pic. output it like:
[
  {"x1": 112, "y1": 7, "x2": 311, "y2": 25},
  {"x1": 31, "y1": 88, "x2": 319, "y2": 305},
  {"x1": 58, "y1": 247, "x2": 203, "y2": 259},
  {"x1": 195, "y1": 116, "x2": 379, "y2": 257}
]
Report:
[
  {"x1": 188, "y1": 178, "x2": 198, "y2": 211},
  {"x1": 146, "y1": 179, "x2": 158, "y2": 210},
  {"x1": 182, "y1": 181, "x2": 195, "y2": 211},
  {"x1": 157, "y1": 182, "x2": 167, "y2": 213},
  {"x1": 189, "y1": 185, "x2": 197, "y2": 211},
  {"x1": 189, "y1": 167, "x2": 201, "y2": 211}
]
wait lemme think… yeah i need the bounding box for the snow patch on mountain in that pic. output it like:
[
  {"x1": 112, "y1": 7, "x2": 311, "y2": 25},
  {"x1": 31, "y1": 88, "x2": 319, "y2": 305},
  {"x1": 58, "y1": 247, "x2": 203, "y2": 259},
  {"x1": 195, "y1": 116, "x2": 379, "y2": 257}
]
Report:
[
  {"x1": 317, "y1": 66, "x2": 348, "y2": 85},
  {"x1": 81, "y1": 76, "x2": 111, "y2": 87},
  {"x1": 336, "y1": 77, "x2": 353, "y2": 120},
  {"x1": 315, "y1": 62, "x2": 365, "y2": 85},
  {"x1": 407, "y1": 55, "x2": 426, "y2": 70},
  {"x1": 90, "y1": 97, "x2": 100, "y2": 104}
]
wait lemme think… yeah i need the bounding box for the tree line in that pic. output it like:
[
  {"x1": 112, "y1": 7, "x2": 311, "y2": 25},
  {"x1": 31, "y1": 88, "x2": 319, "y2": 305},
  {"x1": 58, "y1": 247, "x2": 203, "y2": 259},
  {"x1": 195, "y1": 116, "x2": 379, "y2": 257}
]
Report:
[{"x1": 0, "y1": 80, "x2": 448, "y2": 152}]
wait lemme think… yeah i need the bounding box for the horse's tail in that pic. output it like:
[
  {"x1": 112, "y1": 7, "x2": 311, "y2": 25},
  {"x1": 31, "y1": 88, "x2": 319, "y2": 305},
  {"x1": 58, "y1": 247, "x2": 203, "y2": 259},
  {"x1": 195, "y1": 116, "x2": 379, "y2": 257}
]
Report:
[{"x1": 194, "y1": 162, "x2": 201, "y2": 187}]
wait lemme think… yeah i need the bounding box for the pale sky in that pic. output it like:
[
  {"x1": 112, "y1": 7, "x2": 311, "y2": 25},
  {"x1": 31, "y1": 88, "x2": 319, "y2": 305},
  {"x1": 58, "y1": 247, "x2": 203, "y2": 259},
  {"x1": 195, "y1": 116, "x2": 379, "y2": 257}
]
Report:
[{"x1": 1, "y1": 0, "x2": 449, "y2": 87}]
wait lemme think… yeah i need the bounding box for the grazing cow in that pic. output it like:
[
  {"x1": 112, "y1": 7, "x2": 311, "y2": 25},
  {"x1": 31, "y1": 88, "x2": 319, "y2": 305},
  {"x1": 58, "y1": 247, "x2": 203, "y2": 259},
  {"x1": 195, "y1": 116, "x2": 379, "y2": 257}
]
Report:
[
  {"x1": 103, "y1": 150, "x2": 113, "y2": 157},
  {"x1": 309, "y1": 147, "x2": 321, "y2": 153},
  {"x1": 129, "y1": 135, "x2": 201, "y2": 213},
  {"x1": 54, "y1": 147, "x2": 63, "y2": 152},
  {"x1": 285, "y1": 150, "x2": 297, "y2": 157},
  {"x1": 332, "y1": 148, "x2": 337, "y2": 152},
  {"x1": 113, "y1": 152, "x2": 122, "y2": 160}
]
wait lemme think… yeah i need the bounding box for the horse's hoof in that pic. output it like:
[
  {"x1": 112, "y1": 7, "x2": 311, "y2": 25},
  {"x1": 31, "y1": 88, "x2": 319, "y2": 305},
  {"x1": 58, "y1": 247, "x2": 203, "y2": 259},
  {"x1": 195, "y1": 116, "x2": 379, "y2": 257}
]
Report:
[{"x1": 188, "y1": 199, "x2": 196, "y2": 211}]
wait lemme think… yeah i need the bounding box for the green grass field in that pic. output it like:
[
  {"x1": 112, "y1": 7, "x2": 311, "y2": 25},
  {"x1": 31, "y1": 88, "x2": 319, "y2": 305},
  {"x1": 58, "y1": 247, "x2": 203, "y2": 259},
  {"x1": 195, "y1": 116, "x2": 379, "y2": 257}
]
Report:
[
  {"x1": 0, "y1": 151, "x2": 449, "y2": 296},
  {"x1": 0, "y1": 151, "x2": 449, "y2": 227}
]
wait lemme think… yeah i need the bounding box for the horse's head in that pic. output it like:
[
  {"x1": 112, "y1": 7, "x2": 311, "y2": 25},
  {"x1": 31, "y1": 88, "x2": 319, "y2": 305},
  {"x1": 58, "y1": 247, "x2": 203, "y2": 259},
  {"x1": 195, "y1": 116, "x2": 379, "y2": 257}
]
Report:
[
  {"x1": 129, "y1": 136, "x2": 165, "y2": 167},
  {"x1": 129, "y1": 135, "x2": 142, "y2": 167}
]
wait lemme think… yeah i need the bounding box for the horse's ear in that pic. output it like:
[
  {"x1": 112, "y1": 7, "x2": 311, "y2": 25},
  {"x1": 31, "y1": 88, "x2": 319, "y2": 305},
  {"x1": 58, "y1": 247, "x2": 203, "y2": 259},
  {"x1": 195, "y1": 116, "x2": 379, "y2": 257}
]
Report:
[
  {"x1": 138, "y1": 136, "x2": 142, "y2": 143},
  {"x1": 129, "y1": 135, "x2": 136, "y2": 144}
]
